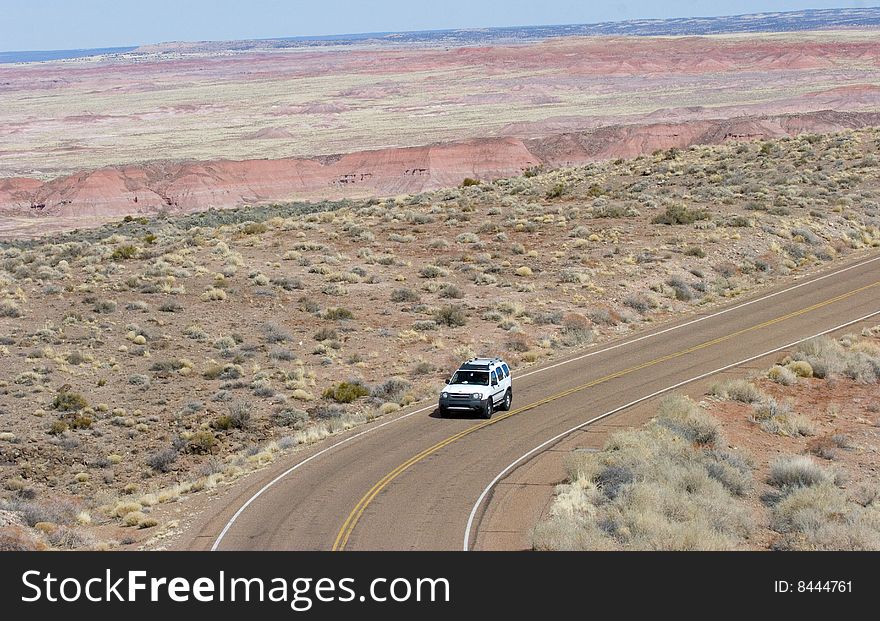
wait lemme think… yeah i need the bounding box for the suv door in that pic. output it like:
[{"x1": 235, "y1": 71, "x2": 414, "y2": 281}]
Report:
[{"x1": 490, "y1": 368, "x2": 505, "y2": 404}]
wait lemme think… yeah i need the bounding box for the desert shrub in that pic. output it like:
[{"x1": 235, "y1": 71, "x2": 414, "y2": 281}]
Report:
[
  {"x1": 299, "y1": 296, "x2": 320, "y2": 313},
  {"x1": 419, "y1": 265, "x2": 446, "y2": 279},
  {"x1": 546, "y1": 182, "x2": 567, "y2": 199},
  {"x1": 53, "y1": 390, "x2": 88, "y2": 412},
  {"x1": 1, "y1": 497, "x2": 81, "y2": 527},
  {"x1": 767, "y1": 365, "x2": 797, "y2": 386},
  {"x1": 808, "y1": 433, "x2": 853, "y2": 460},
  {"x1": 68, "y1": 414, "x2": 93, "y2": 430},
  {"x1": 593, "y1": 204, "x2": 638, "y2": 218},
  {"x1": 786, "y1": 360, "x2": 813, "y2": 378},
  {"x1": 656, "y1": 394, "x2": 722, "y2": 446},
  {"x1": 793, "y1": 335, "x2": 880, "y2": 381},
  {"x1": 159, "y1": 300, "x2": 183, "y2": 313},
  {"x1": 413, "y1": 320, "x2": 437, "y2": 331},
  {"x1": 439, "y1": 284, "x2": 464, "y2": 299},
  {"x1": 684, "y1": 246, "x2": 705, "y2": 258},
  {"x1": 323, "y1": 381, "x2": 370, "y2": 403},
  {"x1": 435, "y1": 305, "x2": 467, "y2": 327},
  {"x1": 272, "y1": 408, "x2": 309, "y2": 429},
  {"x1": 666, "y1": 277, "x2": 693, "y2": 302},
  {"x1": 623, "y1": 294, "x2": 656, "y2": 314},
  {"x1": 271, "y1": 276, "x2": 303, "y2": 291},
  {"x1": 241, "y1": 222, "x2": 268, "y2": 235},
  {"x1": 0, "y1": 300, "x2": 23, "y2": 318},
  {"x1": 411, "y1": 361, "x2": 435, "y2": 375},
  {"x1": 768, "y1": 456, "x2": 831, "y2": 490},
  {"x1": 314, "y1": 327, "x2": 338, "y2": 341},
  {"x1": 461, "y1": 178, "x2": 480, "y2": 187},
  {"x1": 790, "y1": 227, "x2": 821, "y2": 245},
  {"x1": 188, "y1": 431, "x2": 216, "y2": 454},
  {"x1": 559, "y1": 314, "x2": 593, "y2": 347},
  {"x1": 651, "y1": 204, "x2": 709, "y2": 225},
  {"x1": 111, "y1": 245, "x2": 138, "y2": 261},
  {"x1": 843, "y1": 352, "x2": 880, "y2": 383},
  {"x1": 751, "y1": 398, "x2": 815, "y2": 437},
  {"x1": 391, "y1": 288, "x2": 420, "y2": 303},
  {"x1": 48, "y1": 420, "x2": 68, "y2": 435},
  {"x1": 532, "y1": 310, "x2": 564, "y2": 325},
  {"x1": 262, "y1": 323, "x2": 292, "y2": 343},
  {"x1": 710, "y1": 380, "x2": 764, "y2": 403},
  {"x1": 269, "y1": 347, "x2": 296, "y2": 361},
  {"x1": 93, "y1": 299, "x2": 117, "y2": 314},
  {"x1": 456, "y1": 232, "x2": 480, "y2": 244},
  {"x1": 325, "y1": 307, "x2": 353, "y2": 320},
  {"x1": 147, "y1": 447, "x2": 178, "y2": 473},
  {"x1": 150, "y1": 360, "x2": 186, "y2": 376},
  {"x1": 0, "y1": 526, "x2": 42, "y2": 551},
  {"x1": 225, "y1": 402, "x2": 252, "y2": 429},
  {"x1": 585, "y1": 307, "x2": 616, "y2": 326},
  {"x1": 771, "y1": 482, "x2": 880, "y2": 550},
  {"x1": 705, "y1": 449, "x2": 753, "y2": 496},
  {"x1": 202, "y1": 287, "x2": 227, "y2": 301},
  {"x1": 372, "y1": 378, "x2": 412, "y2": 403}
]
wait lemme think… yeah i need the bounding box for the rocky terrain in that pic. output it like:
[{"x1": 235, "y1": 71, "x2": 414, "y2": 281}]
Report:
[
  {"x1": 0, "y1": 128, "x2": 878, "y2": 549},
  {"x1": 1, "y1": 30, "x2": 879, "y2": 229}
]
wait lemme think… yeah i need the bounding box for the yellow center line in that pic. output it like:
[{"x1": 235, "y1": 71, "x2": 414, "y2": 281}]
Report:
[{"x1": 331, "y1": 279, "x2": 880, "y2": 550}]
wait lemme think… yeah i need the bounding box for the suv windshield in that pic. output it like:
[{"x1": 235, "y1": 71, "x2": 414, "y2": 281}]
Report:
[{"x1": 449, "y1": 370, "x2": 490, "y2": 386}]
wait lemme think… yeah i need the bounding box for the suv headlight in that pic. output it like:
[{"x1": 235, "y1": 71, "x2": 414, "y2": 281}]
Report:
[
  {"x1": 442, "y1": 392, "x2": 448, "y2": 399},
  {"x1": 473, "y1": 392, "x2": 482, "y2": 399}
]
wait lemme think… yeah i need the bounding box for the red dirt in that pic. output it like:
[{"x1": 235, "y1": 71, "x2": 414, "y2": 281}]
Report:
[{"x1": 2, "y1": 110, "x2": 878, "y2": 219}]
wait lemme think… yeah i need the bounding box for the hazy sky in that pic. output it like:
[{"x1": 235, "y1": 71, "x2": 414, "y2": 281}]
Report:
[{"x1": 0, "y1": 1, "x2": 872, "y2": 52}]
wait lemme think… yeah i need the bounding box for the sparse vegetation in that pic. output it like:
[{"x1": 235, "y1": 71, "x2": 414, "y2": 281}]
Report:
[
  {"x1": 651, "y1": 204, "x2": 709, "y2": 225},
  {"x1": 2, "y1": 128, "x2": 880, "y2": 548},
  {"x1": 532, "y1": 394, "x2": 753, "y2": 550},
  {"x1": 322, "y1": 382, "x2": 370, "y2": 404}
]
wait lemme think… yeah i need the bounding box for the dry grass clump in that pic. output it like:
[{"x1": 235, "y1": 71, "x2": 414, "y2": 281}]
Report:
[
  {"x1": 767, "y1": 365, "x2": 797, "y2": 386},
  {"x1": 532, "y1": 394, "x2": 753, "y2": 550},
  {"x1": 750, "y1": 398, "x2": 815, "y2": 437},
  {"x1": 768, "y1": 456, "x2": 880, "y2": 550},
  {"x1": 322, "y1": 381, "x2": 370, "y2": 403},
  {"x1": 710, "y1": 379, "x2": 765, "y2": 403},
  {"x1": 793, "y1": 335, "x2": 880, "y2": 382}
]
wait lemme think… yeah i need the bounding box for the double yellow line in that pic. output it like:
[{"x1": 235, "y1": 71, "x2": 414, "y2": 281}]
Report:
[{"x1": 331, "y1": 279, "x2": 880, "y2": 550}]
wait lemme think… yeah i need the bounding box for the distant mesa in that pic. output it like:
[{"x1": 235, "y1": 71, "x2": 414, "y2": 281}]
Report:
[
  {"x1": 2, "y1": 110, "x2": 878, "y2": 221},
  {"x1": 244, "y1": 127, "x2": 296, "y2": 140},
  {"x1": 270, "y1": 103, "x2": 350, "y2": 115}
]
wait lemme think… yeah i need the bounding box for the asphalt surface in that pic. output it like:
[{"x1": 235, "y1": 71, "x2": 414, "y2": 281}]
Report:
[{"x1": 174, "y1": 252, "x2": 880, "y2": 551}]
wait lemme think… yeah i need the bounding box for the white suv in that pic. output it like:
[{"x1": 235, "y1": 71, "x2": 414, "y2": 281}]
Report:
[{"x1": 438, "y1": 358, "x2": 512, "y2": 419}]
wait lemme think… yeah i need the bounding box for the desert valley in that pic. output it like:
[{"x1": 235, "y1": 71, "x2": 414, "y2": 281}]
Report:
[{"x1": 1, "y1": 7, "x2": 879, "y2": 553}]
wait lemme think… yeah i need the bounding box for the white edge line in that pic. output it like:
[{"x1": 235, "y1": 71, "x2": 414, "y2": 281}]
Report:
[
  {"x1": 515, "y1": 253, "x2": 880, "y2": 381},
  {"x1": 462, "y1": 309, "x2": 880, "y2": 551},
  {"x1": 212, "y1": 253, "x2": 879, "y2": 550}
]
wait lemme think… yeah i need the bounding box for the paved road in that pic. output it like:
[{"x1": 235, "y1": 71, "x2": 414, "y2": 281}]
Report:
[{"x1": 175, "y1": 252, "x2": 880, "y2": 551}]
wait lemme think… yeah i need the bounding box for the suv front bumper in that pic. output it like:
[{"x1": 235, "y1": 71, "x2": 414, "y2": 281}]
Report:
[{"x1": 439, "y1": 394, "x2": 487, "y2": 411}]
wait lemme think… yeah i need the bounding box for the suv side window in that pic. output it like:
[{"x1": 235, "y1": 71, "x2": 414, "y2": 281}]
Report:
[
  {"x1": 502, "y1": 364, "x2": 510, "y2": 378},
  {"x1": 492, "y1": 369, "x2": 500, "y2": 384}
]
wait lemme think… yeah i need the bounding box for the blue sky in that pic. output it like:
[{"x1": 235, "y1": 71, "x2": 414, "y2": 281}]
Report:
[{"x1": 0, "y1": 1, "x2": 871, "y2": 52}]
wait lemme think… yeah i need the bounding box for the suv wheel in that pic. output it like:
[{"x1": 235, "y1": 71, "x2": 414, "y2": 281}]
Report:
[
  {"x1": 438, "y1": 406, "x2": 447, "y2": 418},
  {"x1": 500, "y1": 389, "x2": 512, "y2": 411},
  {"x1": 482, "y1": 399, "x2": 493, "y2": 420}
]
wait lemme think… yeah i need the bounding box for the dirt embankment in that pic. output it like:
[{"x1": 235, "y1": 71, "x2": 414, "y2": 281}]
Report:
[{"x1": 2, "y1": 110, "x2": 878, "y2": 220}]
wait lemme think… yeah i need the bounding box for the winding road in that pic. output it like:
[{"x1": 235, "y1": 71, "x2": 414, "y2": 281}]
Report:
[{"x1": 172, "y1": 251, "x2": 880, "y2": 551}]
